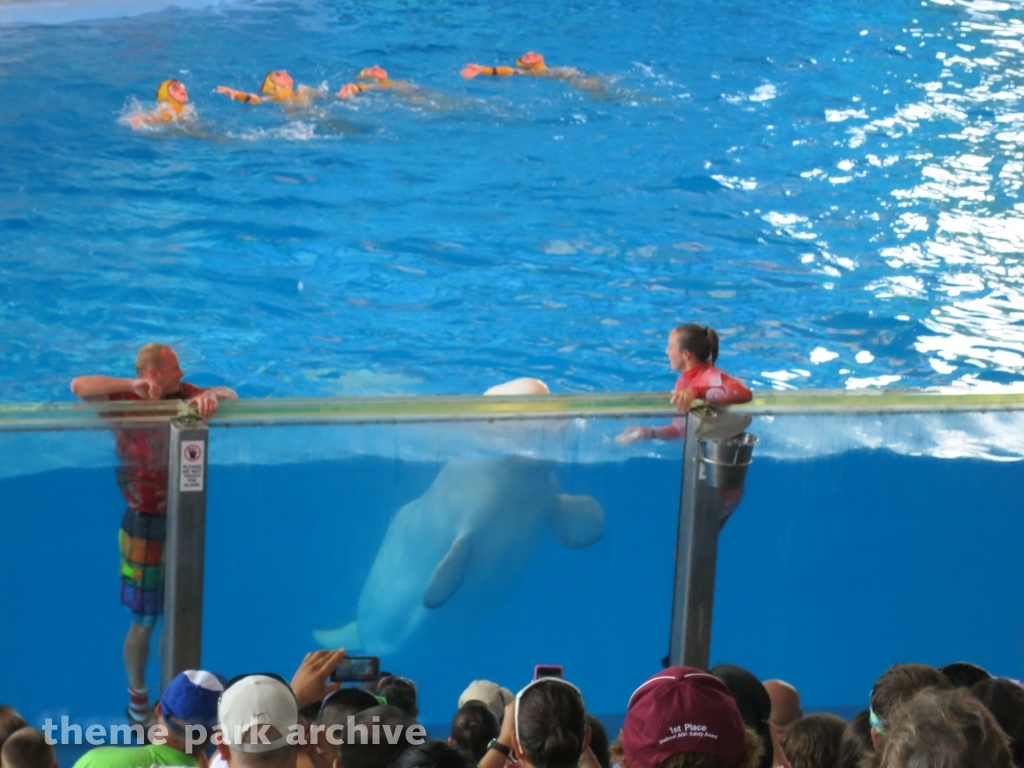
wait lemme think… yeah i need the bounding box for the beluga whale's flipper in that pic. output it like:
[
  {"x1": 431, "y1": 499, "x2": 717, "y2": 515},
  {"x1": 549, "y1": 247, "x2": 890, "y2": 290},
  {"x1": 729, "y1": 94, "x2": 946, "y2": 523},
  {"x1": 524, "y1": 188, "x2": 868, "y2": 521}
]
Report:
[{"x1": 423, "y1": 535, "x2": 473, "y2": 609}]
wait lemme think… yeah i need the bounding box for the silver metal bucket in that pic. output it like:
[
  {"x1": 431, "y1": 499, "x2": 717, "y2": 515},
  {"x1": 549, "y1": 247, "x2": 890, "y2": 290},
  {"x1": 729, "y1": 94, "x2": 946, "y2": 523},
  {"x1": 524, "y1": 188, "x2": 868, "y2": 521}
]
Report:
[{"x1": 700, "y1": 431, "x2": 758, "y2": 489}]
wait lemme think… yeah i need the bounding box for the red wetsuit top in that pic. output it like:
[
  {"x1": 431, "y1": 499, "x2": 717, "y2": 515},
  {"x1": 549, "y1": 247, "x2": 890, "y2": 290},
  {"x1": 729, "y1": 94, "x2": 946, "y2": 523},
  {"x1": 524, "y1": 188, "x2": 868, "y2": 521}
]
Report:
[
  {"x1": 649, "y1": 363, "x2": 752, "y2": 440},
  {"x1": 107, "y1": 383, "x2": 205, "y2": 514}
]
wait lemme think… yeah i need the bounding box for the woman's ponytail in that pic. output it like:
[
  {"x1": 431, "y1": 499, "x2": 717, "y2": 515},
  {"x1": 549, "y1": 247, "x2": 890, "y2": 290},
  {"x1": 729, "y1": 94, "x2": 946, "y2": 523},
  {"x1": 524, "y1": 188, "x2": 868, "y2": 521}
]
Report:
[{"x1": 674, "y1": 324, "x2": 719, "y2": 364}]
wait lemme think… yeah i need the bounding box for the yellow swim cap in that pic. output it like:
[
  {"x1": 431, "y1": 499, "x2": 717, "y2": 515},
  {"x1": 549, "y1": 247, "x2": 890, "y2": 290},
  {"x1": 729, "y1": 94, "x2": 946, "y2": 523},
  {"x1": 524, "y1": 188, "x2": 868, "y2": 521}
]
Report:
[
  {"x1": 260, "y1": 72, "x2": 279, "y2": 96},
  {"x1": 156, "y1": 79, "x2": 176, "y2": 103},
  {"x1": 155, "y1": 79, "x2": 185, "y2": 114}
]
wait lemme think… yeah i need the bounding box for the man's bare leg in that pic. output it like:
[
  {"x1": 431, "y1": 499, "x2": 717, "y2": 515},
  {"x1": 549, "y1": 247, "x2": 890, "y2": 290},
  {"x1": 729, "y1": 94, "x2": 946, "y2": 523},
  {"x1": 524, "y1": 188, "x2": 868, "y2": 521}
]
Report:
[{"x1": 124, "y1": 622, "x2": 153, "y2": 723}]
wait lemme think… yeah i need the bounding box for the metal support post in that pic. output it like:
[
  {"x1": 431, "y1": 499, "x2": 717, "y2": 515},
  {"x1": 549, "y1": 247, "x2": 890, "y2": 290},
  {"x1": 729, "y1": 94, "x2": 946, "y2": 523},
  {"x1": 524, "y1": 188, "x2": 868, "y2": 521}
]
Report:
[
  {"x1": 668, "y1": 411, "x2": 721, "y2": 670},
  {"x1": 162, "y1": 416, "x2": 209, "y2": 689}
]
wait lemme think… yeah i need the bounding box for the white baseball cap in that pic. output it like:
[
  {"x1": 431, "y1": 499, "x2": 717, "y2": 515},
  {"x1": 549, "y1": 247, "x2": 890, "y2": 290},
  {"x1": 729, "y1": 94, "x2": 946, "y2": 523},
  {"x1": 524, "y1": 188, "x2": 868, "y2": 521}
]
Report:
[
  {"x1": 218, "y1": 675, "x2": 298, "y2": 753},
  {"x1": 459, "y1": 680, "x2": 515, "y2": 724}
]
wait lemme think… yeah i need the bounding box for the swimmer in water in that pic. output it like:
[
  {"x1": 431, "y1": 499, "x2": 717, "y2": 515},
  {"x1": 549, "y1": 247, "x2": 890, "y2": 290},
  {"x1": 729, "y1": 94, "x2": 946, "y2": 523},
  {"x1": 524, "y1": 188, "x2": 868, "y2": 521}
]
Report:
[
  {"x1": 337, "y1": 65, "x2": 417, "y2": 99},
  {"x1": 617, "y1": 324, "x2": 752, "y2": 444},
  {"x1": 461, "y1": 51, "x2": 606, "y2": 95},
  {"x1": 129, "y1": 79, "x2": 192, "y2": 129},
  {"x1": 216, "y1": 70, "x2": 319, "y2": 105}
]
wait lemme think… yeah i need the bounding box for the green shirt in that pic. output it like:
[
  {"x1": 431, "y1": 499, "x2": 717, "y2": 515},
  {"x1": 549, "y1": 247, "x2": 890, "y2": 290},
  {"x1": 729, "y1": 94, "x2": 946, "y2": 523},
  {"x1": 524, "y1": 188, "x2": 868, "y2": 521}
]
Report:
[{"x1": 73, "y1": 744, "x2": 198, "y2": 768}]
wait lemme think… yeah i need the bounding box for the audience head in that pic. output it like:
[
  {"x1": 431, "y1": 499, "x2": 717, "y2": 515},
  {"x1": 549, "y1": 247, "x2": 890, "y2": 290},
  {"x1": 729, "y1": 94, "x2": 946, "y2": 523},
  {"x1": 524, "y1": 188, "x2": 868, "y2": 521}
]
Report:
[
  {"x1": 710, "y1": 665, "x2": 773, "y2": 768},
  {"x1": 0, "y1": 707, "x2": 29, "y2": 753},
  {"x1": 869, "y1": 664, "x2": 950, "y2": 751},
  {"x1": 672, "y1": 325, "x2": 720, "y2": 366},
  {"x1": 217, "y1": 674, "x2": 300, "y2": 768},
  {"x1": 0, "y1": 728, "x2": 57, "y2": 768},
  {"x1": 615, "y1": 667, "x2": 763, "y2": 768},
  {"x1": 449, "y1": 701, "x2": 499, "y2": 762},
  {"x1": 879, "y1": 686, "x2": 1013, "y2": 768},
  {"x1": 377, "y1": 677, "x2": 418, "y2": 719},
  {"x1": 512, "y1": 678, "x2": 587, "y2": 768},
  {"x1": 160, "y1": 670, "x2": 226, "y2": 734},
  {"x1": 336, "y1": 705, "x2": 418, "y2": 768},
  {"x1": 837, "y1": 710, "x2": 872, "y2": 768},
  {"x1": 780, "y1": 714, "x2": 845, "y2": 768},
  {"x1": 940, "y1": 662, "x2": 991, "y2": 689},
  {"x1": 584, "y1": 715, "x2": 610, "y2": 768},
  {"x1": 972, "y1": 678, "x2": 1024, "y2": 768},
  {"x1": 391, "y1": 740, "x2": 474, "y2": 768},
  {"x1": 319, "y1": 688, "x2": 381, "y2": 728},
  {"x1": 762, "y1": 680, "x2": 802, "y2": 737},
  {"x1": 458, "y1": 680, "x2": 514, "y2": 726}
]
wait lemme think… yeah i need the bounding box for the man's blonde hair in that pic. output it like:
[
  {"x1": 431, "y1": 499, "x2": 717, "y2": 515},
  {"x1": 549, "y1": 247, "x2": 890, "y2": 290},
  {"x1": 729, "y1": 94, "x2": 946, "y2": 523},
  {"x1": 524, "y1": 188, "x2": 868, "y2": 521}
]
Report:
[{"x1": 135, "y1": 343, "x2": 172, "y2": 375}]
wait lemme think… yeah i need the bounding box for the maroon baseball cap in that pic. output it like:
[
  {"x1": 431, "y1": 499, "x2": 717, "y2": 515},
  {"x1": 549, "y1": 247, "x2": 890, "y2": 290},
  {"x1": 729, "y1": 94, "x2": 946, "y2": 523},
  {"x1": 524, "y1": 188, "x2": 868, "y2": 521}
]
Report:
[{"x1": 622, "y1": 667, "x2": 747, "y2": 768}]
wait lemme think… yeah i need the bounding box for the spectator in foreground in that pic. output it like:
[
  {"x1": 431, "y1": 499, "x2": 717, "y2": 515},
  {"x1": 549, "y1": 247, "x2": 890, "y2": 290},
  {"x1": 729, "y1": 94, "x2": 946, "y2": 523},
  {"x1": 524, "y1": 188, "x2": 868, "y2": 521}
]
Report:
[
  {"x1": 584, "y1": 715, "x2": 610, "y2": 768},
  {"x1": 318, "y1": 688, "x2": 381, "y2": 728},
  {"x1": 377, "y1": 677, "x2": 418, "y2": 719},
  {"x1": 216, "y1": 674, "x2": 300, "y2": 768},
  {"x1": 972, "y1": 677, "x2": 1024, "y2": 768},
  {"x1": 878, "y1": 687, "x2": 1014, "y2": 768},
  {"x1": 392, "y1": 741, "x2": 474, "y2": 768},
  {"x1": 448, "y1": 701, "x2": 499, "y2": 761},
  {"x1": 511, "y1": 678, "x2": 588, "y2": 768},
  {"x1": 867, "y1": 664, "x2": 950, "y2": 757},
  {"x1": 940, "y1": 661, "x2": 991, "y2": 689},
  {"x1": 73, "y1": 670, "x2": 224, "y2": 768},
  {"x1": 780, "y1": 714, "x2": 845, "y2": 768},
  {"x1": 1, "y1": 728, "x2": 58, "y2": 768},
  {"x1": 763, "y1": 681, "x2": 802, "y2": 742},
  {"x1": 614, "y1": 667, "x2": 763, "y2": 768},
  {"x1": 336, "y1": 706, "x2": 419, "y2": 768},
  {"x1": 836, "y1": 711, "x2": 872, "y2": 768},
  {"x1": 458, "y1": 681, "x2": 514, "y2": 726},
  {"x1": 0, "y1": 706, "x2": 29, "y2": 753},
  {"x1": 711, "y1": 665, "x2": 776, "y2": 768}
]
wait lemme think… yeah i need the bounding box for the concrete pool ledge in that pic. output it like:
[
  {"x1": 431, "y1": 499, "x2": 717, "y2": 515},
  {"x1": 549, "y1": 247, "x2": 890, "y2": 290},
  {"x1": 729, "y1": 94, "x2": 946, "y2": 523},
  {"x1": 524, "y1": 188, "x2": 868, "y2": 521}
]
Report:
[{"x1": 2, "y1": 387, "x2": 1024, "y2": 432}]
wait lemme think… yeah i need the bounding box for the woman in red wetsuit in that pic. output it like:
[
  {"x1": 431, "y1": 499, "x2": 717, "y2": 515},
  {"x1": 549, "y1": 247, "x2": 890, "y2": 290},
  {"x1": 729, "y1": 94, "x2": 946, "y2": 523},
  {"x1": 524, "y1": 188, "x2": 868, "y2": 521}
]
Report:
[{"x1": 619, "y1": 323, "x2": 752, "y2": 443}]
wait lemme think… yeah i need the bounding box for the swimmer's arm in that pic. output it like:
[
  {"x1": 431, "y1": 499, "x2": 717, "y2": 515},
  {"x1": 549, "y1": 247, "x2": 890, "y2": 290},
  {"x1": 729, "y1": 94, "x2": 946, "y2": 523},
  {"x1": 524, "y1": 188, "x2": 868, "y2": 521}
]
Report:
[
  {"x1": 461, "y1": 64, "x2": 518, "y2": 79},
  {"x1": 70, "y1": 376, "x2": 159, "y2": 401},
  {"x1": 337, "y1": 82, "x2": 374, "y2": 99},
  {"x1": 216, "y1": 86, "x2": 262, "y2": 104},
  {"x1": 129, "y1": 109, "x2": 172, "y2": 129}
]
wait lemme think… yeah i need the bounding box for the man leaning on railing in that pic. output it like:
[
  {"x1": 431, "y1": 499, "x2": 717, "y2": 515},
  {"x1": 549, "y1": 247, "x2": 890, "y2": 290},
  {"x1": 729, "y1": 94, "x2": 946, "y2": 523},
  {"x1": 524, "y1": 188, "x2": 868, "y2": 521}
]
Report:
[{"x1": 70, "y1": 343, "x2": 237, "y2": 725}]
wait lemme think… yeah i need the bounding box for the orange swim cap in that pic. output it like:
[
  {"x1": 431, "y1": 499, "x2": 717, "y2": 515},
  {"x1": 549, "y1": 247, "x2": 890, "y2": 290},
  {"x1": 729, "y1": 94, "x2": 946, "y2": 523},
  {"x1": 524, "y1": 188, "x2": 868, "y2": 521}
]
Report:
[
  {"x1": 516, "y1": 51, "x2": 546, "y2": 69},
  {"x1": 358, "y1": 65, "x2": 389, "y2": 80}
]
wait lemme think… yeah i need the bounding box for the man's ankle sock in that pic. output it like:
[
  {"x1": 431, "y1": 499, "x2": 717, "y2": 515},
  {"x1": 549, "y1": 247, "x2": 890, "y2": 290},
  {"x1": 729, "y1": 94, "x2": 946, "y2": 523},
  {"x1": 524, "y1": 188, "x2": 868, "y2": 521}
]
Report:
[{"x1": 128, "y1": 686, "x2": 149, "y2": 722}]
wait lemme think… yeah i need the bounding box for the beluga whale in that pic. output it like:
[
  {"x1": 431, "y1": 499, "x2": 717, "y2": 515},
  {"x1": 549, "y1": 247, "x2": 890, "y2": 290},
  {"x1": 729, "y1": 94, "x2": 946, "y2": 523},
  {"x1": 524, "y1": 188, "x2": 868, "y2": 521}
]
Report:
[{"x1": 314, "y1": 454, "x2": 604, "y2": 656}]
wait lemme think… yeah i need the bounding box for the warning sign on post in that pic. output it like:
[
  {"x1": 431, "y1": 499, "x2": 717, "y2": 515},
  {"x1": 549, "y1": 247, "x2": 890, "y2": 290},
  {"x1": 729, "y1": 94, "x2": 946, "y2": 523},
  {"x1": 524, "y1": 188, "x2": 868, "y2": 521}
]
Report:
[{"x1": 180, "y1": 440, "x2": 205, "y2": 492}]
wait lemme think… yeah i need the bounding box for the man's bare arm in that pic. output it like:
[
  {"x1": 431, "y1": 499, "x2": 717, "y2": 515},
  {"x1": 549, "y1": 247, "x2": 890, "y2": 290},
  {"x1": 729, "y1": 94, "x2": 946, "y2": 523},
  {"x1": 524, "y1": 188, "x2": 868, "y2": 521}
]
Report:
[{"x1": 70, "y1": 376, "x2": 158, "y2": 401}]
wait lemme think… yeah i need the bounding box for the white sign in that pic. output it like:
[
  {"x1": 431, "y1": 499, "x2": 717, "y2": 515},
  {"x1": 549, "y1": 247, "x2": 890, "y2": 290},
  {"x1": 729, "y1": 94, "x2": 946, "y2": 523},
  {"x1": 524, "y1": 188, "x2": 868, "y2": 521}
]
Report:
[{"x1": 180, "y1": 440, "x2": 205, "y2": 492}]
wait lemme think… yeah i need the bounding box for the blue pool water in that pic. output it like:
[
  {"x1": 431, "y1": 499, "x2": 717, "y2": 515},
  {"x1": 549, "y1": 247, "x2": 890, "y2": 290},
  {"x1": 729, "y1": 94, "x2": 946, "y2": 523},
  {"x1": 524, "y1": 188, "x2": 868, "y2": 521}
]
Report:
[{"x1": 2, "y1": 0, "x2": 1024, "y2": 399}]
